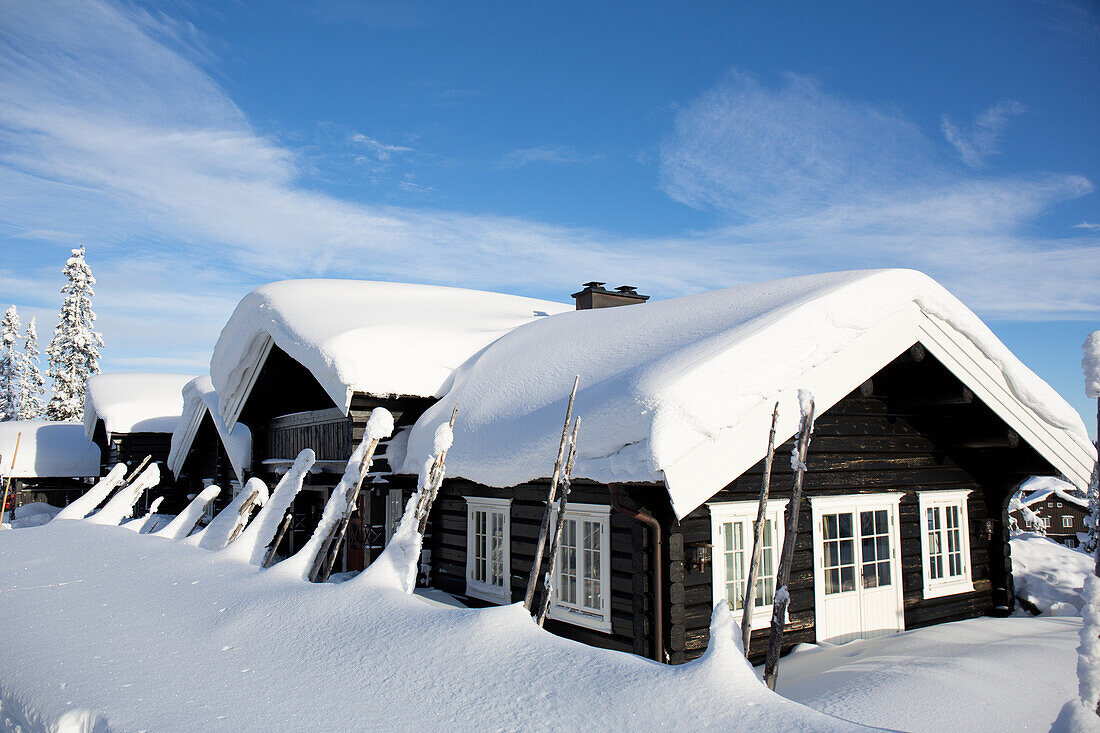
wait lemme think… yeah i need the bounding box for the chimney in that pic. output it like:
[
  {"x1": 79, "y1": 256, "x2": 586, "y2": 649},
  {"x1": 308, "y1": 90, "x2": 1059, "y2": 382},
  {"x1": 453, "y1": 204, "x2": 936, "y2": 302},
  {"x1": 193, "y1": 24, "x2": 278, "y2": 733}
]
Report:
[{"x1": 571, "y1": 282, "x2": 650, "y2": 310}]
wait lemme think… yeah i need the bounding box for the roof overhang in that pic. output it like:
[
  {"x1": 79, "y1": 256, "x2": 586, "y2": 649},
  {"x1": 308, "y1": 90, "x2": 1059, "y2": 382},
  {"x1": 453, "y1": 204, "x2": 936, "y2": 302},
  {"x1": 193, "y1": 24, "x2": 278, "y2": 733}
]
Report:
[{"x1": 661, "y1": 303, "x2": 1096, "y2": 519}]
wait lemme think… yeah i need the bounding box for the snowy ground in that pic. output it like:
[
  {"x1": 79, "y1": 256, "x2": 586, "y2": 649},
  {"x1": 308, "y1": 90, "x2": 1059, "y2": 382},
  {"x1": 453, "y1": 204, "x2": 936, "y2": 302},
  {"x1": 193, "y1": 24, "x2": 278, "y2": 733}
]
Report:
[
  {"x1": 773, "y1": 616, "x2": 1081, "y2": 732},
  {"x1": 0, "y1": 520, "x2": 857, "y2": 732},
  {"x1": 0, "y1": 518, "x2": 1091, "y2": 732}
]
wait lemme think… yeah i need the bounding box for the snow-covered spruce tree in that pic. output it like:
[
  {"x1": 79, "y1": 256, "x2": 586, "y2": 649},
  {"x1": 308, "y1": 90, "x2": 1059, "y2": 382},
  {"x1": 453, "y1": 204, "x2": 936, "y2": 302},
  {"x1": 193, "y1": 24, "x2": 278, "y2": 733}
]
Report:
[
  {"x1": 1084, "y1": 331, "x2": 1100, "y2": 555},
  {"x1": 0, "y1": 305, "x2": 21, "y2": 421},
  {"x1": 46, "y1": 246, "x2": 103, "y2": 422},
  {"x1": 17, "y1": 317, "x2": 46, "y2": 420}
]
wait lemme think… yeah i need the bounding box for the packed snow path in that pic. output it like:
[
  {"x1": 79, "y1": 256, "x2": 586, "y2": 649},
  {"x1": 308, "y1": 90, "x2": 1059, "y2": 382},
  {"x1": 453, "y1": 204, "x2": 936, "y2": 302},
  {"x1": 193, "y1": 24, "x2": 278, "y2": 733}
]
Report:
[{"x1": 0, "y1": 521, "x2": 859, "y2": 732}]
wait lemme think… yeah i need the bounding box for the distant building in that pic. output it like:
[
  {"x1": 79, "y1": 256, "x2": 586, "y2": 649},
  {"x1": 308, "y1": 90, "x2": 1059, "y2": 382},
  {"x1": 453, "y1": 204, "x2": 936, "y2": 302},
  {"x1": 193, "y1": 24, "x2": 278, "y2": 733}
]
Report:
[{"x1": 1010, "y1": 477, "x2": 1089, "y2": 549}]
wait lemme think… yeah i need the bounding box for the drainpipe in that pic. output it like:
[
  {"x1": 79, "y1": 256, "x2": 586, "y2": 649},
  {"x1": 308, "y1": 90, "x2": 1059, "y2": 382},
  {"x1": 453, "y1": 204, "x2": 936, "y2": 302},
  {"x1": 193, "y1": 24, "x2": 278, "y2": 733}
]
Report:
[{"x1": 609, "y1": 483, "x2": 664, "y2": 663}]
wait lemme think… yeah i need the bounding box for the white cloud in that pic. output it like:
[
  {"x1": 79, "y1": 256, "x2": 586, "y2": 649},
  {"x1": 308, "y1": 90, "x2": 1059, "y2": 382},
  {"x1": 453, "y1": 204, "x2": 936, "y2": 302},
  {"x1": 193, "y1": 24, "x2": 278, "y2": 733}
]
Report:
[
  {"x1": 0, "y1": 1, "x2": 1097, "y2": 383},
  {"x1": 1073, "y1": 221, "x2": 1100, "y2": 231},
  {"x1": 497, "y1": 145, "x2": 596, "y2": 170},
  {"x1": 941, "y1": 100, "x2": 1026, "y2": 167}
]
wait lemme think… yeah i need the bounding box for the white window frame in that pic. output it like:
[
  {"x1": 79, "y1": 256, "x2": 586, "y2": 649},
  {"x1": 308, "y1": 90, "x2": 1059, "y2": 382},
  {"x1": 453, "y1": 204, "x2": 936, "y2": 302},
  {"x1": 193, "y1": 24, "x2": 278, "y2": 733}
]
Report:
[
  {"x1": 1063, "y1": 516, "x2": 1074, "y2": 529},
  {"x1": 464, "y1": 497, "x2": 512, "y2": 604},
  {"x1": 708, "y1": 499, "x2": 789, "y2": 628},
  {"x1": 917, "y1": 489, "x2": 974, "y2": 599},
  {"x1": 548, "y1": 503, "x2": 613, "y2": 633}
]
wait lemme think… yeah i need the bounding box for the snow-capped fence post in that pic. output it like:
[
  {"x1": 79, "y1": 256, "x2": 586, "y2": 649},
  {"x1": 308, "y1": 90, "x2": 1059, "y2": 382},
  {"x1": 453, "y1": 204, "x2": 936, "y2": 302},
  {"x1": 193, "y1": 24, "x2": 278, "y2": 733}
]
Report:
[
  {"x1": 414, "y1": 403, "x2": 459, "y2": 536},
  {"x1": 524, "y1": 376, "x2": 580, "y2": 613},
  {"x1": 0, "y1": 431, "x2": 21, "y2": 529},
  {"x1": 741, "y1": 402, "x2": 779, "y2": 655},
  {"x1": 763, "y1": 391, "x2": 815, "y2": 691},
  {"x1": 313, "y1": 408, "x2": 395, "y2": 583},
  {"x1": 537, "y1": 416, "x2": 581, "y2": 627}
]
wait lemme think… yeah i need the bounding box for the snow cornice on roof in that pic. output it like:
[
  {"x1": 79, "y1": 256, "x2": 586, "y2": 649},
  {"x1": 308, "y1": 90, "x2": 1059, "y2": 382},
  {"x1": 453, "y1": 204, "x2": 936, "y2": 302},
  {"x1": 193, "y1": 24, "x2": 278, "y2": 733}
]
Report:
[
  {"x1": 400, "y1": 269, "x2": 1096, "y2": 520},
  {"x1": 167, "y1": 376, "x2": 252, "y2": 485},
  {"x1": 209, "y1": 279, "x2": 573, "y2": 431},
  {"x1": 0, "y1": 420, "x2": 100, "y2": 478},
  {"x1": 83, "y1": 373, "x2": 195, "y2": 442}
]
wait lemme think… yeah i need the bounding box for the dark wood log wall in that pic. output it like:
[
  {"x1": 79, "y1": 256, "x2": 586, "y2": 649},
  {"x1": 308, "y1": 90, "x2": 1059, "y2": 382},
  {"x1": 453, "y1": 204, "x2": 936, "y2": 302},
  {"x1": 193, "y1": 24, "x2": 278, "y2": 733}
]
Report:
[
  {"x1": 426, "y1": 478, "x2": 658, "y2": 658},
  {"x1": 664, "y1": 349, "x2": 1056, "y2": 664},
  {"x1": 92, "y1": 424, "x2": 173, "y2": 477}
]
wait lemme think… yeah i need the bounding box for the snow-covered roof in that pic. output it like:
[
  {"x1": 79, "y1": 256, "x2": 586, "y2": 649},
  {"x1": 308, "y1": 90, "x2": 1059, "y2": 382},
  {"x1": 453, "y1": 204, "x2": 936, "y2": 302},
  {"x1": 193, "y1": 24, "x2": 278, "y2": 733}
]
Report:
[
  {"x1": 1016, "y1": 476, "x2": 1089, "y2": 510},
  {"x1": 167, "y1": 376, "x2": 252, "y2": 484},
  {"x1": 83, "y1": 373, "x2": 195, "y2": 440},
  {"x1": 402, "y1": 269, "x2": 1097, "y2": 520},
  {"x1": 210, "y1": 279, "x2": 572, "y2": 429},
  {"x1": 0, "y1": 420, "x2": 100, "y2": 478}
]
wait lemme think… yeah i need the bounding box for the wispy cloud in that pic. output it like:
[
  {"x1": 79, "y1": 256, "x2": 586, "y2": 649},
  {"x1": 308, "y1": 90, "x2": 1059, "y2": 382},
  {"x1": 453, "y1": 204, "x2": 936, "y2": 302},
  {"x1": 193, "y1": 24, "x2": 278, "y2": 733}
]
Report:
[
  {"x1": 941, "y1": 100, "x2": 1026, "y2": 167},
  {"x1": 497, "y1": 145, "x2": 597, "y2": 170},
  {"x1": 0, "y1": 1, "x2": 1096, "y2": 381},
  {"x1": 1073, "y1": 221, "x2": 1100, "y2": 231}
]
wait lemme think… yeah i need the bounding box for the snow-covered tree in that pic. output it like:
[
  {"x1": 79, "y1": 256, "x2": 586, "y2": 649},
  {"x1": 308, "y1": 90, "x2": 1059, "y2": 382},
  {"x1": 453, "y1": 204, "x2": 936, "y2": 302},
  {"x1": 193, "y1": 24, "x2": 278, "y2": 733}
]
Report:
[
  {"x1": 46, "y1": 246, "x2": 103, "y2": 422},
  {"x1": 0, "y1": 306, "x2": 21, "y2": 421},
  {"x1": 1084, "y1": 331, "x2": 1100, "y2": 555},
  {"x1": 17, "y1": 317, "x2": 46, "y2": 420}
]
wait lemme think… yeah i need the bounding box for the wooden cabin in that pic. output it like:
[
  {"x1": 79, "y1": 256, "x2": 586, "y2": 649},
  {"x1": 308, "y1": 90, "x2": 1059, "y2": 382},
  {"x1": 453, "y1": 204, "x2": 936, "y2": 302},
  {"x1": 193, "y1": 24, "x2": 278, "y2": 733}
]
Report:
[
  {"x1": 166, "y1": 375, "x2": 252, "y2": 514},
  {"x1": 1010, "y1": 479, "x2": 1090, "y2": 548},
  {"x1": 83, "y1": 373, "x2": 194, "y2": 480},
  {"x1": 0, "y1": 420, "x2": 100, "y2": 507},
  {"x1": 395, "y1": 270, "x2": 1096, "y2": 664},
  {"x1": 206, "y1": 279, "x2": 571, "y2": 569}
]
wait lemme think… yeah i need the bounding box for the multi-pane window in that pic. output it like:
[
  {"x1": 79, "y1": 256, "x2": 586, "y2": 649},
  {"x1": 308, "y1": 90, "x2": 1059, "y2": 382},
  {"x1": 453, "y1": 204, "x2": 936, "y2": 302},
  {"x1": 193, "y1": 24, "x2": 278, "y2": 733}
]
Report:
[
  {"x1": 860, "y1": 509, "x2": 892, "y2": 589},
  {"x1": 710, "y1": 501, "x2": 787, "y2": 624},
  {"x1": 918, "y1": 490, "x2": 974, "y2": 599},
  {"x1": 822, "y1": 512, "x2": 856, "y2": 595},
  {"x1": 385, "y1": 489, "x2": 404, "y2": 544},
  {"x1": 549, "y1": 503, "x2": 612, "y2": 632},
  {"x1": 465, "y1": 497, "x2": 511, "y2": 604},
  {"x1": 1064, "y1": 516, "x2": 1074, "y2": 529}
]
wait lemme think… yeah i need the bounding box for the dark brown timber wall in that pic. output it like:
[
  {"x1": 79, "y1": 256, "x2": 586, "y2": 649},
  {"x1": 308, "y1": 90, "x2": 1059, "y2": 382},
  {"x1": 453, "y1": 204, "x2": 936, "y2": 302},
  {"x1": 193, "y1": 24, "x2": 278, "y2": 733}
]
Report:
[
  {"x1": 667, "y1": 349, "x2": 1056, "y2": 664},
  {"x1": 426, "y1": 478, "x2": 661, "y2": 658}
]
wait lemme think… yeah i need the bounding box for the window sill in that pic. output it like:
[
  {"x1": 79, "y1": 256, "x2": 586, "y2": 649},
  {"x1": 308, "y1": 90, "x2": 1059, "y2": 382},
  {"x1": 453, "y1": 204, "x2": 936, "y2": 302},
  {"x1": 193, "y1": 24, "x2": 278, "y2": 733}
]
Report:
[
  {"x1": 466, "y1": 582, "x2": 511, "y2": 606},
  {"x1": 922, "y1": 579, "x2": 974, "y2": 600},
  {"x1": 547, "y1": 605, "x2": 613, "y2": 634}
]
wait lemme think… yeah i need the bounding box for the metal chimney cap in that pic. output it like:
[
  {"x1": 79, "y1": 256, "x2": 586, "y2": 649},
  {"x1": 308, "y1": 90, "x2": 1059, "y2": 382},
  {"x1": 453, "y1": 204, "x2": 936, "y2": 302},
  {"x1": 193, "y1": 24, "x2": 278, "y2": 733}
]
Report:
[
  {"x1": 615, "y1": 285, "x2": 638, "y2": 294},
  {"x1": 582, "y1": 281, "x2": 608, "y2": 290}
]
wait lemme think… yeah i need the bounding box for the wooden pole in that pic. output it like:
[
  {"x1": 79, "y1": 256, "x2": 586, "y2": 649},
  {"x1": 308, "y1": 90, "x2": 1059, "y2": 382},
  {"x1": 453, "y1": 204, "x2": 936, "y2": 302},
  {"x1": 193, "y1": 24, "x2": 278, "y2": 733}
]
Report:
[
  {"x1": 415, "y1": 403, "x2": 460, "y2": 536},
  {"x1": 226, "y1": 484, "x2": 264, "y2": 547},
  {"x1": 763, "y1": 395, "x2": 815, "y2": 691},
  {"x1": 122, "y1": 455, "x2": 152, "y2": 487},
  {"x1": 741, "y1": 402, "x2": 779, "y2": 655},
  {"x1": 315, "y1": 436, "x2": 384, "y2": 583},
  {"x1": 524, "y1": 377, "x2": 580, "y2": 611},
  {"x1": 0, "y1": 432, "x2": 22, "y2": 528},
  {"x1": 537, "y1": 417, "x2": 581, "y2": 626},
  {"x1": 262, "y1": 512, "x2": 294, "y2": 569}
]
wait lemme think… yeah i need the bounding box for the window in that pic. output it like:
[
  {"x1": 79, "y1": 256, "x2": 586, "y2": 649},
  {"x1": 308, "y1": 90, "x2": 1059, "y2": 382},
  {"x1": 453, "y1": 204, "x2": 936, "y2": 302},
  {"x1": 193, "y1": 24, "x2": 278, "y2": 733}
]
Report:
[
  {"x1": 385, "y1": 489, "x2": 404, "y2": 544},
  {"x1": 917, "y1": 490, "x2": 974, "y2": 599},
  {"x1": 1057, "y1": 502, "x2": 1063, "y2": 508},
  {"x1": 548, "y1": 503, "x2": 612, "y2": 632},
  {"x1": 709, "y1": 500, "x2": 788, "y2": 626},
  {"x1": 1063, "y1": 516, "x2": 1074, "y2": 529},
  {"x1": 464, "y1": 497, "x2": 511, "y2": 604}
]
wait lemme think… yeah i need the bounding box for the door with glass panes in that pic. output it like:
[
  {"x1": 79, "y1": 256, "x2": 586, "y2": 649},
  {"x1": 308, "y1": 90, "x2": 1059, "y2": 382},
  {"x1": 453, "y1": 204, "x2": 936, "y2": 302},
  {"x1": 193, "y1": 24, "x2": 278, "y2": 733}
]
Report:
[{"x1": 811, "y1": 495, "x2": 905, "y2": 644}]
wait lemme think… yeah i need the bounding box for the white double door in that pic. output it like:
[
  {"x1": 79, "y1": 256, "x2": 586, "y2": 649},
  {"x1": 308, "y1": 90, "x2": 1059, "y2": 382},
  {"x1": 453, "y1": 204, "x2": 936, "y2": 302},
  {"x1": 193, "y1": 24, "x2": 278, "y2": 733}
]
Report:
[{"x1": 811, "y1": 494, "x2": 905, "y2": 645}]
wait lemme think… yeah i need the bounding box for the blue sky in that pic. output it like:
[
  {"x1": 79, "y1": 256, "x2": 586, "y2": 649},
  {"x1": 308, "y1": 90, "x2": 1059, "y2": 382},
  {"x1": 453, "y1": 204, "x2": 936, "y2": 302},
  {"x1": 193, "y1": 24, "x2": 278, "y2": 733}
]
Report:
[{"x1": 0, "y1": 0, "x2": 1097, "y2": 435}]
